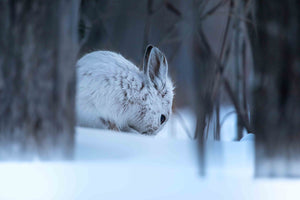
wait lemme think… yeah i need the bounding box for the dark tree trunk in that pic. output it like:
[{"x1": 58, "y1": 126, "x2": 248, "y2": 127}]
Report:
[
  {"x1": 251, "y1": 0, "x2": 300, "y2": 177},
  {"x1": 0, "y1": 0, "x2": 79, "y2": 160},
  {"x1": 193, "y1": 25, "x2": 216, "y2": 176}
]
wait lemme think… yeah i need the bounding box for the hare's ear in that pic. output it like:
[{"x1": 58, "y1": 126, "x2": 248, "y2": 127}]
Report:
[{"x1": 143, "y1": 45, "x2": 168, "y2": 89}]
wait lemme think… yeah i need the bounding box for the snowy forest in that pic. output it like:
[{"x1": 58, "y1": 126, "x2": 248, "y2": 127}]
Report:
[{"x1": 0, "y1": 0, "x2": 300, "y2": 199}]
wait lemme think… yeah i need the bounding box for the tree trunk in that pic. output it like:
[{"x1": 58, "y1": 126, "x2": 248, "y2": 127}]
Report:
[
  {"x1": 251, "y1": 0, "x2": 300, "y2": 177},
  {"x1": 0, "y1": 0, "x2": 79, "y2": 160}
]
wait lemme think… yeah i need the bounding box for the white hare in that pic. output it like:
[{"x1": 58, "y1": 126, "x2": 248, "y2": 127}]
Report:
[{"x1": 76, "y1": 45, "x2": 174, "y2": 135}]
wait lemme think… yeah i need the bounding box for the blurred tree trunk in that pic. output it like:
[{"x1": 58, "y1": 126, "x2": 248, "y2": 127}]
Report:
[
  {"x1": 251, "y1": 0, "x2": 300, "y2": 176},
  {"x1": 232, "y1": 0, "x2": 245, "y2": 140},
  {"x1": 194, "y1": 22, "x2": 216, "y2": 176},
  {"x1": 0, "y1": 0, "x2": 79, "y2": 160}
]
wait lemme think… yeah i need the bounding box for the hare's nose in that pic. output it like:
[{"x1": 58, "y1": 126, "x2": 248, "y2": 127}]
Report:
[
  {"x1": 142, "y1": 127, "x2": 158, "y2": 135},
  {"x1": 154, "y1": 126, "x2": 159, "y2": 131}
]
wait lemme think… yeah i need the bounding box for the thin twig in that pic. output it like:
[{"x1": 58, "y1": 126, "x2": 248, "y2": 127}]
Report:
[
  {"x1": 211, "y1": 0, "x2": 233, "y2": 100},
  {"x1": 143, "y1": 0, "x2": 153, "y2": 51},
  {"x1": 165, "y1": 1, "x2": 182, "y2": 16},
  {"x1": 215, "y1": 97, "x2": 221, "y2": 140},
  {"x1": 168, "y1": 42, "x2": 182, "y2": 63},
  {"x1": 158, "y1": 22, "x2": 182, "y2": 45},
  {"x1": 213, "y1": 0, "x2": 232, "y2": 140},
  {"x1": 223, "y1": 78, "x2": 252, "y2": 133},
  {"x1": 213, "y1": 11, "x2": 254, "y2": 25},
  {"x1": 197, "y1": 0, "x2": 210, "y2": 17},
  {"x1": 233, "y1": 0, "x2": 244, "y2": 140},
  {"x1": 200, "y1": 0, "x2": 228, "y2": 20},
  {"x1": 174, "y1": 110, "x2": 195, "y2": 139},
  {"x1": 79, "y1": 15, "x2": 92, "y2": 49},
  {"x1": 219, "y1": 0, "x2": 233, "y2": 62},
  {"x1": 242, "y1": 37, "x2": 249, "y2": 123},
  {"x1": 220, "y1": 110, "x2": 236, "y2": 127}
]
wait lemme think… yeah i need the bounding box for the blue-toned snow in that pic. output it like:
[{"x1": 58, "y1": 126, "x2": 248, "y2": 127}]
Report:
[{"x1": 0, "y1": 108, "x2": 298, "y2": 200}]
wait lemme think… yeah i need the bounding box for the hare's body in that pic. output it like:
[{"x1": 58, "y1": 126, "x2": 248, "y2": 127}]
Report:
[
  {"x1": 76, "y1": 46, "x2": 174, "y2": 135},
  {"x1": 77, "y1": 51, "x2": 144, "y2": 130}
]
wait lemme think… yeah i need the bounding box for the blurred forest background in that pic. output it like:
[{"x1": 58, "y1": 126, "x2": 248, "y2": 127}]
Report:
[
  {"x1": 79, "y1": 0, "x2": 254, "y2": 140},
  {"x1": 0, "y1": 0, "x2": 299, "y2": 177}
]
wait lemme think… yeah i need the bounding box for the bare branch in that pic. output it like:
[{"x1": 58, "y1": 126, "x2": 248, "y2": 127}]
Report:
[
  {"x1": 223, "y1": 78, "x2": 253, "y2": 133},
  {"x1": 200, "y1": 0, "x2": 228, "y2": 20}
]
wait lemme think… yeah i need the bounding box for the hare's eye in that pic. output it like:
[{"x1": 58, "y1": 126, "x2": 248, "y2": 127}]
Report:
[{"x1": 160, "y1": 114, "x2": 166, "y2": 124}]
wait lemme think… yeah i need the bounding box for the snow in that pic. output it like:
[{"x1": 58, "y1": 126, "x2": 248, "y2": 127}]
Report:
[
  {"x1": 0, "y1": 108, "x2": 297, "y2": 200},
  {"x1": 240, "y1": 133, "x2": 255, "y2": 142},
  {"x1": 158, "y1": 106, "x2": 251, "y2": 141},
  {"x1": 157, "y1": 108, "x2": 197, "y2": 139}
]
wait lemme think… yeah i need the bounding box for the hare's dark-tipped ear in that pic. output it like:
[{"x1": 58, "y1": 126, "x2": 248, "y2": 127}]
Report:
[{"x1": 143, "y1": 45, "x2": 168, "y2": 89}]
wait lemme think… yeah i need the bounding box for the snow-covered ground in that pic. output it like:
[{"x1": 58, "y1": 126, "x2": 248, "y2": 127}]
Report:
[
  {"x1": 158, "y1": 106, "x2": 250, "y2": 141},
  {"x1": 0, "y1": 108, "x2": 298, "y2": 200}
]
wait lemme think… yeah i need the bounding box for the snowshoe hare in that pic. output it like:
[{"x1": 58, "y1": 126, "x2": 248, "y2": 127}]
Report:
[{"x1": 76, "y1": 45, "x2": 174, "y2": 135}]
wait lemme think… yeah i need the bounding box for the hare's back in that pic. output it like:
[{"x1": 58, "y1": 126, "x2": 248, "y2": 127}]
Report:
[{"x1": 77, "y1": 51, "x2": 140, "y2": 74}]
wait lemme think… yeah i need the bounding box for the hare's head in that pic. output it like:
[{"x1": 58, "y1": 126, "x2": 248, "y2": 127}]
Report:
[{"x1": 127, "y1": 45, "x2": 174, "y2": 135}]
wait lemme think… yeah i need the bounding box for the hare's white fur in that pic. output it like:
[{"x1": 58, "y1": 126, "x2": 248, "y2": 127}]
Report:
[{"x1": 76, "y1": 46, "x2": 174, "y2": 135}]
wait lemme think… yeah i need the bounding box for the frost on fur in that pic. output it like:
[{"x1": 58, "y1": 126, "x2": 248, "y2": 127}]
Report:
[{"x1": 76, "y1": 45, "x2": 174, "y2": 135}]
